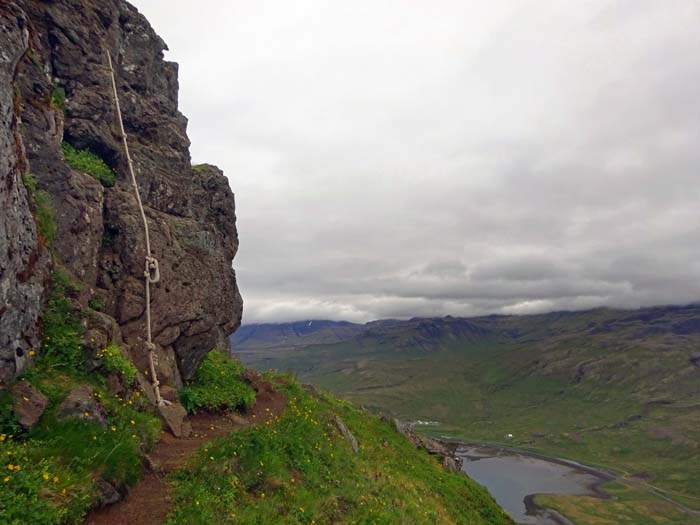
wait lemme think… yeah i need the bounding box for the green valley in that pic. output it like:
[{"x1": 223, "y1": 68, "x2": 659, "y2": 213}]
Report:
[{"x1": 234, "y1": 307, "x2": 700, "y2": 523}]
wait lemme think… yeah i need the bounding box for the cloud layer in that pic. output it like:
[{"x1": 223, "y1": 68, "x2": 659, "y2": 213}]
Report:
[{"x1": 132, "y1": 0, "x2": 700, "y2": 322}]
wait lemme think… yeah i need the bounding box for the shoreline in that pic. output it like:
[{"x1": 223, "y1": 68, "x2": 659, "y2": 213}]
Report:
[{"x1": 439, "y1": 439, "x2": 614, "y2": 525}]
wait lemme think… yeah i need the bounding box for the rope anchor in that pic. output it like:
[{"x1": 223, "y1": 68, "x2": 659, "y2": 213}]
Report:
[{"x1": 145, "y1": 256, "x2": 160, "y2": 283}]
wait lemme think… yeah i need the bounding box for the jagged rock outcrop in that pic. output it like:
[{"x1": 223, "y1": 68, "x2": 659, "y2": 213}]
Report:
[
  {"x1": 392, "y1": 418, "x2": 464, "y2": 473},
  {"x1": 0, "y1": 0, "x2": 242, "y2": 388}
]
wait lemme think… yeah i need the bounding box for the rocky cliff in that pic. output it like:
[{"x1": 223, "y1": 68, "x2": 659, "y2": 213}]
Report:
[{"x1": 0, "y1": 0, "x2": 242, "y2": 388}]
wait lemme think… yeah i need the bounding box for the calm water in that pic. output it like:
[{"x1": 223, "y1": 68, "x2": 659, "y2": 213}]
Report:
[{"x1": 458, "y1": 445, "x2": 604, "y2": 525}]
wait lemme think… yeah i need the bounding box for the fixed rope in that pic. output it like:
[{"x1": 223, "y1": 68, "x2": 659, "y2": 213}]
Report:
[{"x1": 106, "y1": 50, "x2": 167, "y2": 407}]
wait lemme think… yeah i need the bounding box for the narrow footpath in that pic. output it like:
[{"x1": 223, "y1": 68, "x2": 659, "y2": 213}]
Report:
[{"x1": 84, "y1": 381, "x2": 287, "y2": 525}]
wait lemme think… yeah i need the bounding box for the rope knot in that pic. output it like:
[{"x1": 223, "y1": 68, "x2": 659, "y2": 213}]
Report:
[
  {"x1": 145, "y1": 341, "x2": 157, "y2": 352},
  {"x1": 144, "y1": 256, "x2": 160, "y2": 283}
]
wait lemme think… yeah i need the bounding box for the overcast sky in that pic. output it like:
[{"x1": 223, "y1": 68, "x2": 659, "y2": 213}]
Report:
[{"x1": 131, "y1": 0, "x2": 700, "y2": 323}]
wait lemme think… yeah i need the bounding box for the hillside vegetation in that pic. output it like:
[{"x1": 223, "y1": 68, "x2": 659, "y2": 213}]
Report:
[
  {"x1": 168, "y1": 375, "x2": 512, "y2": 525},
  {"x1": 236, "y1": 307, "x2": 700, "y2": 523}
]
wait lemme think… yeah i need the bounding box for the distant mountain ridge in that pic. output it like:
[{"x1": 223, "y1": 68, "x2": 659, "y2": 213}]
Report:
[
  {"x1": 232, "y1": 319, "x2": 365, "y2": 350},
  {"x1": 233, "y1": 303, "x2": 700, "y2": 355},
  {"x1": 232, "y1": 303, "x2": 700, "y2": 406}
]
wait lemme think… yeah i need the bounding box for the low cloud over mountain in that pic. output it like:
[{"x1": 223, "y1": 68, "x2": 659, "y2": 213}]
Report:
[{"x1": 135, "y1": 0, "x2": 700, "y2": 322}]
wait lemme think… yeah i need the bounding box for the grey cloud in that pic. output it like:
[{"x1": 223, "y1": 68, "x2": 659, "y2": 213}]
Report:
[
  {"x1": 131, "y1": 0, "x2": 700, "y2": 323},
  {"x1": 469, "y1": 257, "x2": 570, "y2": 282}
]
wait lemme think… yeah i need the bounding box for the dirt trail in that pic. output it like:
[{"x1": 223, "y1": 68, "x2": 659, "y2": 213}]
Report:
[{"x1": 84, "y1": 381, "x2": 287, "y2": 525}]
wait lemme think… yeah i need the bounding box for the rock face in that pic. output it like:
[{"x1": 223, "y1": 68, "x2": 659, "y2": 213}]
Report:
[
  {"x1": 0, "y1": 3, "x2": 51, "y2": 384},
  {"x1": 0, "y1": 0, "x2": 243, "y2": 387}
]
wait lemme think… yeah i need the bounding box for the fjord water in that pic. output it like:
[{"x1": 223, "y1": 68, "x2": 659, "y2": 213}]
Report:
[{"x1": 458, "y1": 445, "x2": 604, "y2": 524}]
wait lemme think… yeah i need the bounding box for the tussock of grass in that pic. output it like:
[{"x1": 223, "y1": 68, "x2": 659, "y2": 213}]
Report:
[
  {"x1": 167, "y1": 376, "x2": 512, "y2": 525},
  {"x1": 0, "y1": 390, "x2": 21, "y2": 436},
  {"x1": 97, "y1": 343, "x2": 138, "y2": 386},
  {"x1": 87, "y1": 297, "x2": 104, "y2": 311},
  {"x1": 39, "y1": 269, "x2": 85, "y2": 372},
  {"x1": 179, "y1": 350, "x2": 256, "y2": 413},
  {"x1": 50, "y1": 87, "x2": 66, "y2": 112},
  {"x1": 23, "y1": 173, "x2": 56, "y2": 246},
  {"x1": 61, "y1": 142, "x2": 116, "y2": 187}
]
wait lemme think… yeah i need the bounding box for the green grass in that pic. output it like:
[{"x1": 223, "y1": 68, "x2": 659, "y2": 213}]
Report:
[
  {"x1": 87, "y1": 297, "x2": 104, "y2": 312},
  {"x1": 0, "y1": 390, "x2": 21, "y2": 436},
  {"x1": 96, "y1": 343, "x2": 138, "y2": 386},
  {"x1": 167, "y1": 376, "x2": 513, "y2": 525},
  {"x1": 0, "y1": 267, "x2": 161, "y2": 524},
  {"x1": 536, "y1": 481, "x2": 694, "y2": 524},
  {"x1": 50, "y1": 87, "x2": 66, "y2": 112},
  {"x1": 61, "y1": 142, "x2": 116, "y2": 187},
  {"x1": 179, "y1": 350, "x2": 256, "y2": 414},
  {"x1": 39, "y1": 268, "x2": 85, "y2": 372},
  {"x1": 23, "y1": 173, "x2": 56, "y2": 246}
]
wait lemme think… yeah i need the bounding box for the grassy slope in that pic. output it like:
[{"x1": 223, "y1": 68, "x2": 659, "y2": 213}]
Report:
[
  {"x1": 238, "y1": 309, "x2": 700, "y2": 522},
  {"x1": 167, "y1": 376, "x2": 513, "y2": 525},
  {"x1": 0, "y1": 270, "x2": 162, "y2": 525},
  {"x1": 0, "y1": 370, "x2": 161, "y2": 525}
]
